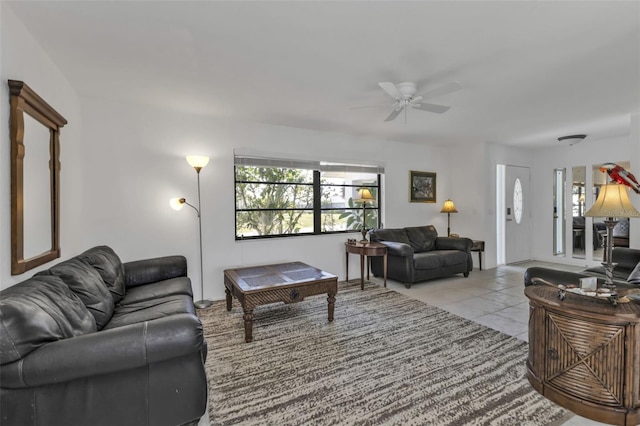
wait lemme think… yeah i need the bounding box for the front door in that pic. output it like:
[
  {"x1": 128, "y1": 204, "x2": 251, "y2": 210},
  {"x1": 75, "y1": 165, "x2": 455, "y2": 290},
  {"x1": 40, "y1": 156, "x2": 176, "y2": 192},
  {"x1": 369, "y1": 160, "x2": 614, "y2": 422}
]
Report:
[{"x1": 505, "y1": 165, "x2": 531, "y2": 264}]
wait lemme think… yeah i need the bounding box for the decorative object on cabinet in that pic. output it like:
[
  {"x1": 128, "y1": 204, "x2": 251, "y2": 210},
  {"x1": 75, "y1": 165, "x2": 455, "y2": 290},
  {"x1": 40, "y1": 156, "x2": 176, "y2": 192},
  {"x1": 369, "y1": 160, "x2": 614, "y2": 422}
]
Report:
[
  {"x1": 8, "y1": 80, "x2": 67, "y2": 275},
  {"x1": 170, "y1": 155, "x2": 212, "y2": 309},
  {"x1": 585, "y1": 181, "x2": 640, "y2": 287},
  {"x1": 409, "y1": 170, "x2": 436, "y2": 203}
]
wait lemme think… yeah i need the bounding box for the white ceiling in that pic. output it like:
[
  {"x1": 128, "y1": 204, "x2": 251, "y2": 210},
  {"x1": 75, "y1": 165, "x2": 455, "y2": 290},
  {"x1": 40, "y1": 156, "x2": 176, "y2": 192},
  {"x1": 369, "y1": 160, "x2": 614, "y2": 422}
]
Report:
[{"x1": 7, "y1": 1, "x2": 640, "y2": 147}]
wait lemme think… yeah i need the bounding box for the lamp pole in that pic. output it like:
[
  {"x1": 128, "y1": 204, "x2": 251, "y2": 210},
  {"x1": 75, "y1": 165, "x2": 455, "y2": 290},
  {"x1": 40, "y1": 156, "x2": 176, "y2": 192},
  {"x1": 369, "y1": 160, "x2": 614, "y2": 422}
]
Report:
[{"x1": 193, "y1": 168, "x2": 211, "y2": 309}]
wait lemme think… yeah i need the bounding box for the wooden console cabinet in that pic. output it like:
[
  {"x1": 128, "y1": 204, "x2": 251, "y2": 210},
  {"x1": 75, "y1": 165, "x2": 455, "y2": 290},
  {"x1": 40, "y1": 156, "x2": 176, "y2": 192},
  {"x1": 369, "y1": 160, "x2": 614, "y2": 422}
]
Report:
[{"x1": 525, "y1": 285, "x2": 640, "y2": 425}]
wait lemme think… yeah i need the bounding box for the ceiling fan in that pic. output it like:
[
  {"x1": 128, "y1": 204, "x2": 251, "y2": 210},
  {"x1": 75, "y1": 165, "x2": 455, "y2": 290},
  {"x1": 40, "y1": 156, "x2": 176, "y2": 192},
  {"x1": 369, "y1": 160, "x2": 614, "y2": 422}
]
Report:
[{"x1": 355, "y1": 81, "x2": 461, "y2": 123}]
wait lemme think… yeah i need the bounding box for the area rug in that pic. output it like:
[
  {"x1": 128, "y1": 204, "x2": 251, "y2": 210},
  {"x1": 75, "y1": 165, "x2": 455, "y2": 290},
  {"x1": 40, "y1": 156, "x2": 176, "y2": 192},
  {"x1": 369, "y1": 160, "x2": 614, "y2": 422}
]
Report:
[{"x1": 197, "y1": 281, "x2": 572, "y2": 426}]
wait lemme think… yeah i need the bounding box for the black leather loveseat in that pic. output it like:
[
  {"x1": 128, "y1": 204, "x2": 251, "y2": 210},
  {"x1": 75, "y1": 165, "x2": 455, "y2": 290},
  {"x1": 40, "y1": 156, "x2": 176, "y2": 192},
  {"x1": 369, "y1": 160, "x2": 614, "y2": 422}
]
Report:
[
  {"x1": 369, "y1": 225, "x2": 473, "y2": 288},
  {"x1": 0, "y1": 246, "x2": 208, "y2": 426},
  {"x1": 524, "y1": 247, "x2": 640, "y2": 289}
]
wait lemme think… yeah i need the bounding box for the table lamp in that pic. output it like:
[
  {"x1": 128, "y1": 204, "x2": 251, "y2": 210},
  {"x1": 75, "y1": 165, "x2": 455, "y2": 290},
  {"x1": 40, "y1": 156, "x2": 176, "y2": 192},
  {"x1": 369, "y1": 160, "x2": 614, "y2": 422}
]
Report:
[
  {"x1": 355, "y1": 188, "x2": 376, "y2": 242},
  {"x1": 440, "y1": 199, "x2": 458, "y2": 237},
  {"x1": 585, "y1": 181, "x2": 640, "y2": 286}
]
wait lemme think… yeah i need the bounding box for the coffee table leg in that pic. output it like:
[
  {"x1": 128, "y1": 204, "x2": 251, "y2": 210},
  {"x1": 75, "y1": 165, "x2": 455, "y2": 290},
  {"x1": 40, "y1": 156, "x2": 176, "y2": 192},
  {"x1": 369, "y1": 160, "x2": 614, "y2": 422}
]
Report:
[
  {"x1": 225, "y1": 287, "x2": 232, "y2": 311},
  {"x1": 243, "y1": 309, "x2": 254, "y2": 343},
  {"x1": 327, "y1": 291, "x2": 336, "y2": 322}
]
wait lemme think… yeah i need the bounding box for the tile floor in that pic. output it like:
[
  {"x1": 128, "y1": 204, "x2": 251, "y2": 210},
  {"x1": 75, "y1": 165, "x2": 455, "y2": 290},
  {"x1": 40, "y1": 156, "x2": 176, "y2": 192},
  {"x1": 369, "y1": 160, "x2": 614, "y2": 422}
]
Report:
[{"x1": 371, "y1": 260, "x2": 606, "y2": 426}]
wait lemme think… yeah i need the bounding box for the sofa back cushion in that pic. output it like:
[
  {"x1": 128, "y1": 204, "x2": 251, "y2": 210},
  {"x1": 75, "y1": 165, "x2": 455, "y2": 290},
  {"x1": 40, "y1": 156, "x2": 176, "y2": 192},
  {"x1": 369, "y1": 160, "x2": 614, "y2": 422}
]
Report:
[
  {"x1": 79, "y1": 246, "x2": 126, "y2": 304},
  {"x1": 370, "y1": 228, "x2": 411, "y2": 246},
  {"x1": 37, "y1": 257, "x2": 115, "y2": 329},
  {"x1": 0, "y1": 276, "x2": 96, "y2": 364},
  {"x1": 405, "y1": 226, "x2": 438, "y2": 253}
]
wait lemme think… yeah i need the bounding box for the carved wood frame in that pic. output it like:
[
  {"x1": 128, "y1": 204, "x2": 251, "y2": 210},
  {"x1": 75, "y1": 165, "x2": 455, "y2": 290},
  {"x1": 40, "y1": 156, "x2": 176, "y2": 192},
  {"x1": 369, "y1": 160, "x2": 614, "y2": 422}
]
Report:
[{"x1": 9, "y1": 80, "x2": 67, "y2": 275}]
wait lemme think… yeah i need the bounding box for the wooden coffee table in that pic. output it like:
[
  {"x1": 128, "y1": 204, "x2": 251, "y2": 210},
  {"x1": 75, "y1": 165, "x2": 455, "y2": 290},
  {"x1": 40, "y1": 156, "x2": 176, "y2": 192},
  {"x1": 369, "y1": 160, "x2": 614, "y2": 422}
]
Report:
[{"x1": 223, "y1": 262, "x2": 337, "y2": 343}]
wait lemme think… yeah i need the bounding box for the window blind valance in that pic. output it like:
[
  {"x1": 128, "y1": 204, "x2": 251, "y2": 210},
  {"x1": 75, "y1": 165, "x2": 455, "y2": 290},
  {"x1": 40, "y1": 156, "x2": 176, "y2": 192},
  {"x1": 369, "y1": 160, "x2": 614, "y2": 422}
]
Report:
[{"x1": 234, "y1": 155, "x2": 384, "y2": 175}]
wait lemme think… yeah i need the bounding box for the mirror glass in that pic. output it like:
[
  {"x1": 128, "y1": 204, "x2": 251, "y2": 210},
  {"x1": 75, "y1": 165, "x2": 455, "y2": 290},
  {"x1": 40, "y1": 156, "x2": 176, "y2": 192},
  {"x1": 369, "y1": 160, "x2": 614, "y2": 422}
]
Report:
[
  {"x1": 592, "y1": 161, "x2": 631, "y2": 262},
  {"x1": 572, "y1": 166, "x2": 586, "y2": 259},
  {"x1": 22, "y1": 114, "x2": 53, "y2": 258},
  {"x1": 553, "y1": 168, "x2": 565, "y2": 256}
]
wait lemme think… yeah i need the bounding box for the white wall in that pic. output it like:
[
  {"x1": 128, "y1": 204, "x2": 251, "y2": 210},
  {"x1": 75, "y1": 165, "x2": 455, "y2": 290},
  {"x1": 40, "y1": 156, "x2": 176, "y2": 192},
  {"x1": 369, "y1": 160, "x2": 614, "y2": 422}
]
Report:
[
  {"x1": 0, "y1": 4, "x2": 85, "y2": 289},
  {"x1": 531, "y1": 132, "x2": 634, "y2": 267},
  {"x1": 79, "y1": 96, "x2": 454, "y2": 301}
]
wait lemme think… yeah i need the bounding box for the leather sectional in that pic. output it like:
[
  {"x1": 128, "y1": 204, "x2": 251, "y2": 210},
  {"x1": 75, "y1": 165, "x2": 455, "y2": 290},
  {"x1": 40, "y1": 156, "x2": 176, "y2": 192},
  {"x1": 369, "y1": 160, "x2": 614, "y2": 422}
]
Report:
[
  {"x1": 0, "y1": 246, "x2": 208, "y2": 426},
  {"x1": 524, "y1": 247, "x2": 640, "y2": 289},
  {"x1": 369, "y1": 225, "x2": 473, "y2": 288}
]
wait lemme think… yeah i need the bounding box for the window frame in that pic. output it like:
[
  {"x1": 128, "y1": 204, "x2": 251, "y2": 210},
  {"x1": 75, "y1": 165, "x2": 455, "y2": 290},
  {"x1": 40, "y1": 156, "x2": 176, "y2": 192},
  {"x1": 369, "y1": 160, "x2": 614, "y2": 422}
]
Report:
[{"x1": 234, "y1": 164, "x2": 382, "y2": 240}]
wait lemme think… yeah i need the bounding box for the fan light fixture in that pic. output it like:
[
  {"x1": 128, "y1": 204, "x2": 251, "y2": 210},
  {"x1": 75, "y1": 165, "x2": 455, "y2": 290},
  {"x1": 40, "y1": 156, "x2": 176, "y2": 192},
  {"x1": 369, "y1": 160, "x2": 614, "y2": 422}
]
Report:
[{"x1": 557, "y1": 134, "x2": 586, "y2": 146}]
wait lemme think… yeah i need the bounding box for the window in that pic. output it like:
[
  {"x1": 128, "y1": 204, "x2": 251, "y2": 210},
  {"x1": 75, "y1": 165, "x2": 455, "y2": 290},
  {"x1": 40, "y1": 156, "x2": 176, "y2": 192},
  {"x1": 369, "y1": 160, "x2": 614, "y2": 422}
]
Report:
[
  {"x1": 513, "y1": 178, "x2": 523, "y2": 224},
  {"x1": 234, "y1": 155, "x2": 382, "y2": 239}
]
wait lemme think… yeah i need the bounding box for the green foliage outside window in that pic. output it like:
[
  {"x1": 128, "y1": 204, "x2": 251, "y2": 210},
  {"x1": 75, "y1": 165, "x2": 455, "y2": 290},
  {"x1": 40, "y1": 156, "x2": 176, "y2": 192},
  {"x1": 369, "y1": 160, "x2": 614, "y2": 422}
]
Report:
[{"x1": 235, "y1": 165, "x2": 380, "y2": 239}]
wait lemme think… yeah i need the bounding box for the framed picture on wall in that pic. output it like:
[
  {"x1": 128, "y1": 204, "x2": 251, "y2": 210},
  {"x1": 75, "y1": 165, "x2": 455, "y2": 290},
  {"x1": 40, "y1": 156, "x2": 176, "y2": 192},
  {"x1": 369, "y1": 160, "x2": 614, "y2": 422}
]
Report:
[{"x1": 409, "y1": 170, "x2": 436, "y2": 203}]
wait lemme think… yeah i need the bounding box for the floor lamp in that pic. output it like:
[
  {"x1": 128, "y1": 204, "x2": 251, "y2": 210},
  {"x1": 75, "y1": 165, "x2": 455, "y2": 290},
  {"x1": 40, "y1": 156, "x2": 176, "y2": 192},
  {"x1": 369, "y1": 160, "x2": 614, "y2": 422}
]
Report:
[
  {"x1": 585, "y1": 181, "x2": 640, "y2": 287},
  {"x1": 440, "y1": 199, "x2": 458, "y2": 237},
  {"x1": 170, "y1": 155, "x2": 213, "y2": 309},
  {"x1": 355, "y1": 188, "x2": 376, "y2": 242}
]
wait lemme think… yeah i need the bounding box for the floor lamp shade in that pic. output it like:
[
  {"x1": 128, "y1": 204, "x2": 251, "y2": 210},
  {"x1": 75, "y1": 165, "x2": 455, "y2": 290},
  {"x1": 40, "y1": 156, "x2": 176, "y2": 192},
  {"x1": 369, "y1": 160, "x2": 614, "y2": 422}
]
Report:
[
  {"x1": 169, "y1": 155, "x2": 212, "y2": 309},
  {"x1": 585, "y1": 182, "x2": 640, "y2": 285}
]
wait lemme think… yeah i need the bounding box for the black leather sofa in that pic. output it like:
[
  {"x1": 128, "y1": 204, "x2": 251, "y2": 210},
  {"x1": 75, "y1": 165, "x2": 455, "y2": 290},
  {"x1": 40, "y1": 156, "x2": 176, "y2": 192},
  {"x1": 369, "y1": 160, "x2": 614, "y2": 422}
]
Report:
[
  {"x1": 0, "y1": 246, "x2": 208, "y2": 426},
  {"x1": 369, "y1": 225, "x2": 473, "y2": 288},
  {"x1": 524, "y1": 247, "x2": 640, "y2": 289}
]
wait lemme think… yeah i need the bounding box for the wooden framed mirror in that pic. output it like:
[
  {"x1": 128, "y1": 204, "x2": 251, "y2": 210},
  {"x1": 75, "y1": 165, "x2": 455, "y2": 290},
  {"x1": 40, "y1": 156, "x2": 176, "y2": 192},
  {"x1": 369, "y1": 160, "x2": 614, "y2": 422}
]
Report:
[{"x1": 9, "y1": 80, "x2": 67, "y2": 275}]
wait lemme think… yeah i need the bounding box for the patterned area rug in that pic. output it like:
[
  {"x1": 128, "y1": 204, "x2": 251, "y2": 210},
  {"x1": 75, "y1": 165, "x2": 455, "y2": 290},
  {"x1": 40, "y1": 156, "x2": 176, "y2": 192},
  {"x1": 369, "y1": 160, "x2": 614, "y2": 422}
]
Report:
[{"x1": 197, "y1": 281, "x2": 572, "y2": 425}]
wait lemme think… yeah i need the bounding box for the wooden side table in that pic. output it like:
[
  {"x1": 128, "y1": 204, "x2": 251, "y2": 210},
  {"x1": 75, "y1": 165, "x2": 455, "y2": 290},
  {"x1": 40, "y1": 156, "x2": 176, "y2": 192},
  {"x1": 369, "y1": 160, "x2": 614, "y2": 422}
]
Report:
[
  {"x1": 345, "y1": 242, "x2": 387, "y2": 290},
  {"x1": 525, "y1": 284, "x2": 640, "y2": 425},
  {"x1": 471, "y1": 240, "x2": 485, "y2": 270}
]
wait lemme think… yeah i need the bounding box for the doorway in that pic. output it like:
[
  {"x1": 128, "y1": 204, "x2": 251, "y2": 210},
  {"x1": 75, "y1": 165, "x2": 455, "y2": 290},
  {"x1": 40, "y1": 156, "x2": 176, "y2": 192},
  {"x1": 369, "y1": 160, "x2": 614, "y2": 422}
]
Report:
[{"x1": 497, "y1": 165, "x2": 531, "y2": 264}]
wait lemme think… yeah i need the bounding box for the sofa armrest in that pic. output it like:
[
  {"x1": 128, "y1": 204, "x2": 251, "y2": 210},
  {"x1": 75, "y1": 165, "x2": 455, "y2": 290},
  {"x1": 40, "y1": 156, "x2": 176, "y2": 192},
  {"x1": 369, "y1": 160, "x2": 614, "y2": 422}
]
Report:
[
  {"x1": 124, "y1": 255, "x2": 187, "y2": 288},
  {"x1": 435, "y1": 237, "x2": 472, "y2": 252},
  {"x1": 523, "y1": 267, "x2": 594, "y2": 287},
  {"x1": 378, "y1": 241, "x2": 414, "y2": 257},
  {"x1": 1, "y1": 313, "x2": 204, "y2": 389}
]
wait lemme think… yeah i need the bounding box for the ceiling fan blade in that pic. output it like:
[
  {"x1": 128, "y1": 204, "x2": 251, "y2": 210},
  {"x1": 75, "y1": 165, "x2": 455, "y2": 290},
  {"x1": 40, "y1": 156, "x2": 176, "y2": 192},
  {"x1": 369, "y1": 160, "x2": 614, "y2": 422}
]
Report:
[
  {"x1": 350, "y1": 104, "x2": 392, "y2": 110},
  {"x1": 384, "y1": 106, "x2": 404, "y2": 122},
  {"x1": 417, "y1": 81, "x2": 461, "y2": 100},
  {"x1": 379, "y1": 82, "x2": 401, "y2": 99},
  {"x1": 411, "y1": 102, "x2": 450, "y2": 114}
]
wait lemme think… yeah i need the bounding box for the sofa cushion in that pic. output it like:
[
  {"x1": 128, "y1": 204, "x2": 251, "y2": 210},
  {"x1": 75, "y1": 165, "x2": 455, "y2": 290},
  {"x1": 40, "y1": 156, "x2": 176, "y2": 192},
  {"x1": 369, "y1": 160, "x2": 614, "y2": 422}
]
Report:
[
  {"x1": 0, "y1": 276, "x2": 96, "y2": 364},
  {"x1": 37, "y1": 257, "x2": 114, "y2": 329},
  {"x1": 405, "y1": 226, "x2": 438, "y2": 253},
  {"x1": 438, "y1": 250, "x2": 468, "y2": 267},
  {"x1": 105, "y1": 295, "x2": 195, "y2": 330},
  {"x1": 628, "y1": 262, "x2": 640, "y2": 285},
  {"x1": 371, "y1": 228, "x2": 411, "y2": 246},
  {"x1": 413, "y1": 252, "x2": 443, "y2": 270},
  {"x1": 119, "y1": 277, "x2": 193, "y2": 305},
  {"x1": 79, "y1": 246, "x2": 126, "y2": 304}
]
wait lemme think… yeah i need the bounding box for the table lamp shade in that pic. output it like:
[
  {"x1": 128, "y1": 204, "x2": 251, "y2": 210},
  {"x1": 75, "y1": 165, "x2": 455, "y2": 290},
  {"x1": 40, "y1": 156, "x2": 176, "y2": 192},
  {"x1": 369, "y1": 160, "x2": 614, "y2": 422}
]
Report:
[
  {"x1": 585, "y1": 182, "x2": 640, "y2": 219},
  {"x1": 356, "y1": 188, "x2": 375, "y2": 203},
  {"x1": 440, "y1": 199, "x2": 458, "y2": 213}
]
